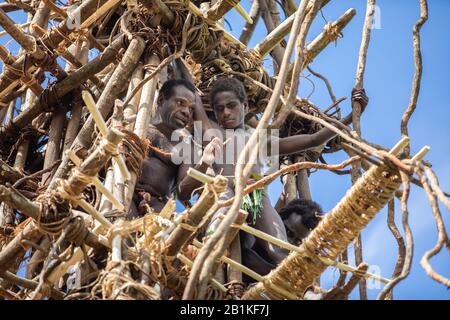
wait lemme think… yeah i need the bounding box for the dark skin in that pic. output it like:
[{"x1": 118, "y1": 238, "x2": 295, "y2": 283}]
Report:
[
  {"x1": 130, "y1": 85, "x2": 197, "y2": 216},
  {"x1": 242, "y1": 199, "x2": 324, "y2": 279},
  {"x1": 177, "y1": 84, "x2": 369, "y2": 274}
]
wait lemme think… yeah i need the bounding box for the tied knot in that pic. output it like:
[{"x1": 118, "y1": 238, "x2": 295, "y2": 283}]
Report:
[{"x1": 65, "y1": 216, "x2": 89, "y2": 247}]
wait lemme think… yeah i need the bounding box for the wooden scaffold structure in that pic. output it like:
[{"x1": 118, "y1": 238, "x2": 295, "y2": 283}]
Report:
[{"x1": 0, "y1": 0, "x2": 448, "y2": 300}]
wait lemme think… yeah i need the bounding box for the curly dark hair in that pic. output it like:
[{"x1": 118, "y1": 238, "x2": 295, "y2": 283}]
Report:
[
  {"x1": 279, "y1": 199, "x2": 323, "y2": 230},
  {"x1": 159, "y1": 79, "x2": 196, "y2": 100},
  {"x1": 209, "y1": 77, "x2": 247, "y2": 105}
]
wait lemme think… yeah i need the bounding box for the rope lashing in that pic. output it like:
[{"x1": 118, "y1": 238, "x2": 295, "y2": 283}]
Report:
[
  {"x1": 242, "y1": 163, "x2": 401, "y2": 300},
  {"x1": 64, "y1": 216, "x2": 89, "y2": 247},
  {"x1": 118, "y1": 129, "x2": 150, "y2": 176}
]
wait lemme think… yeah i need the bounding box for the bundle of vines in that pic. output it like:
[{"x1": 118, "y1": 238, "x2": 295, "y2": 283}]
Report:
[{"x1": 0, "y1": 0, "x2": 448, "y2": 300}]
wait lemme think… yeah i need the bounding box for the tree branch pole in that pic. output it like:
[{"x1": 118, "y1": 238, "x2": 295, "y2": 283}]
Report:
[
  {"x1": 63, "y1": 40, "x2": 90, "y2": 152},
  {"x1": 166, "y1": 174, "x2": 228, "y2": 257},
  {"x1": 0, "y1": 8, "x2": 45, "y2": 60},
  {"x1": 0, "y1": 0, "x2": 113, "y2": 98},
  {"x1": 377, "y1": 173, "x2": 414, "y2": 300},
  {"x1": 197, "y1": 210, "x2": 248, "y2": 298},
  {"x1": 123, "y1": 54, "x2": 160, "y2": 212},
  {"x1": 400, "y1": 0, "x2": 428, "y2": 157},
  {"x1": 417, "y1": 168, "x2": 450, "y2": 288},
  {"x1": 4, "y1": 34, "x2": 126, "y2": 132},
  {"x1": 254, "y1": 0, "x2": 330, "y2": 58},
  {"x1": 269, "y1": 0, "x2": 325, "y2": 208},
  {"x1": 48, "y1": 36, "x2": 145, "y2": 191},
  {"x1": 259, "y1": 0, "x2": 285, "y2": 69},
  {"x1": 383, "y1": 199, "x2": 406, "y2": 299},
  {"x1": 350, "y1": 0, "x2": 377, "y2": 300},
  {"x1": 239, "y1": 0, "x2": 261, "y2": 45},
  {"x1": 271, "y1": 0, "x2": 323, "y2": 127}
]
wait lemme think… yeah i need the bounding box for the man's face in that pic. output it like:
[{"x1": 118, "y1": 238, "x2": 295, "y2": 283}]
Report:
[
  {"x1": 159, "y1": 85, "x2": 195, "y2": 129},
  {"x1": 212, "y1": 91, "x2": 247, "y2": 129}
]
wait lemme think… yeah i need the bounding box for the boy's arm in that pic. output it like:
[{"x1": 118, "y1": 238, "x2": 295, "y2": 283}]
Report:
[
  {"x1": 277, "y1": 88, "x2": 368, "y2": 156},
  {"x1": 174, "y1": 58, "x2": 220, "y2": 133}
]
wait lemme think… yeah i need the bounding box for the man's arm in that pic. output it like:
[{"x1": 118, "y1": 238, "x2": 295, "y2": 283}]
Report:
[
  {"x1": 277, "y1": 88, "x2": 368, "y2": 156},
  {"x1": 177, "y1": 162, "x2": 209, "y2": 201}
]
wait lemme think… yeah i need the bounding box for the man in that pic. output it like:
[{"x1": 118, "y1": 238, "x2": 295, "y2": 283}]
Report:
[
  {"x1": 177, "y1": 77, "x2": 368, "y2": 275},
  {"x1": 130, "y1": 78, "x2": 199, "y2": 216}
]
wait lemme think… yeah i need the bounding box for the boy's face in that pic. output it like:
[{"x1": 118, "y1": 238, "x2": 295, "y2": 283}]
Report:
[
  {"x1": 159, "y1": 85, "x2": 195, "y2": 129},
  {"x1": 212, "y1": 91, "x2": 247, "y2": 129}
]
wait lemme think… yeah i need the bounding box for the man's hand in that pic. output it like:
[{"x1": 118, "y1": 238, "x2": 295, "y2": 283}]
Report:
[
  {"x1": 200, "y1": 137, "x2": 222, "y2": 166},
  {"x1": 351, "y1": 88, "x2": 369, "y2": 113}
]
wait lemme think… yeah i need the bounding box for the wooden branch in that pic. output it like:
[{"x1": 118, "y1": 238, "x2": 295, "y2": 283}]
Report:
[
  {"x1": 196, "y1": 210, "x2": 247, "y2": 299},
  {"x1": 206, "y1": 0, "x2": 246, "y2": 22},
  {"x1": 165, "y1": 174, "x2": 228, "y2": 257},
  {"x1": 139, "y1": 0, "x2": 175, "y2": 27},
  {"x1": 0, "y1": 8, "x2": 45, "y2": 59},
  {"x1": 383, "y1": 200, "x2": 406, "y2": 299},
  {"x1": 351, "y1": 0, "x2": 377, "y2": 299},
  {"x1": 259, "y1": 0, "x2": 284, "y2": 67},
  {"x1": 123, "y1": 55, "x2": 160, "y2": 213},
  {"x1": 0, "y1": 159, "x2": 23, "y2": 185},
  {"x1": 47, "y1": 36, "x2": 145, "y2": 191},
  {"x1": 239, "y1": 0, "x2": 260, "y2": 45},
  {"x1": 5, "y1": 34, "x2": 126, "y2": 131},
  {"x1": 322, "y1": 263, "x2": 369, "y2": 300},
  {"x1": 42, "y1": 0, "x2": 66, "y2": 18},
  {"x1": 400, "y1": 0, "x2": 429, "y2": 157},
  {"x1": 271, "y1": 0, "x2": 323, "y2": 128},
  {"x1": 352, "y1": 0, "x2": 376, "y2": 140},
  {"x1": 0, "y1": 185, "x2": 40, "y2": 220},
  {"x1": 0, "y1": 22, "x2": 31, "y2": 38},
  {"x1": 2, "y1": 270, "x2": 64, "y2": 299},
  {"x1": 254, "y1": 0, "x2": 330, "y2": 57}
]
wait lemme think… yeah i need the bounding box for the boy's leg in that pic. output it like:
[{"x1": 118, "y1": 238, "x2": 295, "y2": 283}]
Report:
[{"x1": 253, "y1": 192, "x2": 289, "y2": 264}]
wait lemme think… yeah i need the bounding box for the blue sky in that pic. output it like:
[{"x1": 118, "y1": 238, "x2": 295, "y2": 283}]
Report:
[{"x1": 1, "y1": 0, "x2": 449, "y2": 300}]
